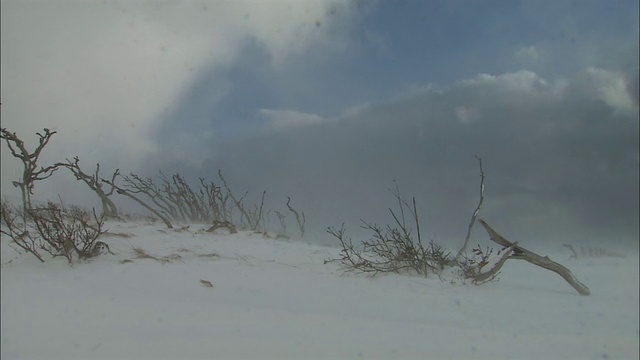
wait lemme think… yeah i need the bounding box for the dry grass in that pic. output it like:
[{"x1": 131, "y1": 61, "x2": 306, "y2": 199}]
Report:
[
  {"x1": 197, "y1": 252, "x2": 220, "y2": 259},
  {"x1": 119, "y1": 245, "x2": 218, "y2": 265},
  {"x1": 103, "y1": 231, "x2": 134, "y2": 238},
  {"x1": 132, "y1": 247, "x2": 158, "y2": 260},
  {"x1": 130, "y1": 247, "x2": 180, "y2": 264},
  {"x1": 200, "y1": 279, "x2": 214, "y2": 287}
]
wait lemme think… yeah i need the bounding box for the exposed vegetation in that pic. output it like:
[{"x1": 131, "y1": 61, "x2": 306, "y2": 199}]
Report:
[
  {"x1": 1, "y1": 200, "x2": 106, "y2": 265},
  {"x1": 1, "y1": 127, "x2": 305, "y2": 266},
  {"x1": 0, "y1": 127, "x2": 590, "y2": 295},
  {"x1": 328, "y1": 157, "x2": 591, "y2": 295},
  {"x1": 1, "y1": 128, "x2": 60, "y2": 227}
]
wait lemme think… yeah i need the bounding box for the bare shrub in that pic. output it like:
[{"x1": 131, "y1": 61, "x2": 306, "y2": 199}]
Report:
[
  {"x1": 1, "y1": 199, "x2": 108, "y2": 265},
  {"x1": 111, "y1": 170, "x2": 242, "y2": 229},
  {"x1": 1, "y1": 199, "x2": 46, "y2": 262},
  {"x1": 327, "y1": 226, "x2": 457, "y2": 277},
  {"x1": 327, "y1": 159, "x2": 507, "y2": 285},
  {"x1": 110, "y1": 168, "x2": 304, "y2": 236},
  {"x1": 28, "y1": 202, "x2": 107, "y2": 265},
  {"x1": 327, "y1": 185, "x2": 454, "y2": 277}
]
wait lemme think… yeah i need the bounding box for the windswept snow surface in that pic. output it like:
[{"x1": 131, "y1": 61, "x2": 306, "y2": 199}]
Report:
[{"x1": 1, "y1": 221, "x2": 638, "y2": 359}]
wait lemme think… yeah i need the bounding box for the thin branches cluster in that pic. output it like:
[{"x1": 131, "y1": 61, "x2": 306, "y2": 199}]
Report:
[
  {"x1": 1, "y1": 200, "x2": 106, "y2": 265},
  {"x1": 107, "y1": 169, "x2": 304, "y2": 236},
  {"x1": 327, "y1": 158, "x2": 507, "y2": 284},
  {"x1": 328, "y1": 183, "x2": 453, "y2": 276}
]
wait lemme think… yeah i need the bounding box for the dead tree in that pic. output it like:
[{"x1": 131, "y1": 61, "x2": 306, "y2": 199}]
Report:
[
  {"x1": 58, "y1": 156, "x2": 120, "y2": 219},
  {"x1": 0, "y1": 128, "x2": 60, "y2": 227}
]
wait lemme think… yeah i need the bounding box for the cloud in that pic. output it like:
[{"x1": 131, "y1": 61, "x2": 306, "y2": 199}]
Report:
[
  {"x1": 201, "y1": 67, "x2": 638, "y2": 245},
  {"x1": 460, "y1": 70, "x2": 549, "y2": 92},
  {"x1": 454, "y1": 106, "x2": 481, "y2": 124},
  {"x1": 515, "y1": 45, "x2": 541, "y2": 63},
  {"x1": 259, "y1": 109, "x2": 333, "y2": 130},
  {"x1": 0, "y1": 0, "x2": 356, "y2": 203},
  {"x1": 242, "y1": 1, "x2": 355, "y2": 67},
  {"x1": 577, "y1": 67, "x2": 638, "y2": 116}
]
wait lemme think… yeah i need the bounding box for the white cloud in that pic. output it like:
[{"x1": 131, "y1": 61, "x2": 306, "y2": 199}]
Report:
[
  {"x1": 578, "y1": 67, "x2": 638, "y2": 116},
  {"x1": 260, "y1": 109, "x2": 331, "y2": 130},
  {"x1": 461, "y1": 70, "x2": 548, "y2": 91},
  {"x1": 515, "y1": 45, "x2": 541, "y2": 63},
  {"x1": 0, "y1": 0, "x2": 355, "y2": 198},
  {"x1": 243, "y1": 1, "x2": 354, "y2": 67},
  {"x1": 454, "y1": 106, "x2": 481, "y2": 124}
]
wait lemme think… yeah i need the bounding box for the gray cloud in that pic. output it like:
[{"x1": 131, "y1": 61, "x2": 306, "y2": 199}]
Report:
[
  {"x1": 191, "y1": 67, "x2": 638, "y2": 247},
  {"x1": 2, "y1": 1, "x2": 636, "y2": 250}
]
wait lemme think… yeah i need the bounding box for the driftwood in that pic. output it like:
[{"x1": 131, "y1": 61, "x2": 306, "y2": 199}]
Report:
[{"x1": 478, "y1": 219, "x2": 591, "y2": 296}]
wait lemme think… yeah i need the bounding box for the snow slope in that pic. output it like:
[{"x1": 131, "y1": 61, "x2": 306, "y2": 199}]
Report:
[{"x1": 1, "y1": 221, "x2": 638, "y2": 359}]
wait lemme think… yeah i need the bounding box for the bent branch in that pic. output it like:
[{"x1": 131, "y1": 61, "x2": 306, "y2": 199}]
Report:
[{"x1": 478, "y1": 219, "x2": 591, "y2": 296}]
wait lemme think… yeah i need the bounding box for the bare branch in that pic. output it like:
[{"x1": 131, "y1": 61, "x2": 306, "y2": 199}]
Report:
[
  {"x1": 219, "y1": 170, "x2": 253, "y2": 229},
  {"x1": 103, "y1": 178, "x2": 174, "y2": 229},
  {"x1": 1, "y1": 200, "x2": 45, "y2": 262},
  {"x1": 479, "y1": 219, "x2": 590, "y2": 296},
  {"x1": 58, "y1": 157, "x2": 120, "y2": 218},
  {"x1": 286, "y1": 197, "x2": 305, "y2": 237},
  {"x1": 455, "y1": 155, "x2": 485, "y2": 261}
]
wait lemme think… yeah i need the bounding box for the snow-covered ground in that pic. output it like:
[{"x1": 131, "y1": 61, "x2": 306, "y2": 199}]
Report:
[{"x1": 1, "y1": 220, "x2": 638, "y2": 359}]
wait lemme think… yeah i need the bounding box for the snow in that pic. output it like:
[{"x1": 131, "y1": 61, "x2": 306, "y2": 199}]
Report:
[{"x1": 2, "y1": 221, "x2": 638, "y2": 359}]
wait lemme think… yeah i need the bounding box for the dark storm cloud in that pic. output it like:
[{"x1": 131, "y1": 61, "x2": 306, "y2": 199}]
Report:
[{"x1": 191, "y1": 68, "x2": 638, "y2": 247}]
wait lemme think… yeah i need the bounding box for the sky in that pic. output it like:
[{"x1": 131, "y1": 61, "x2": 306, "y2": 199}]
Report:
[{"x1": 1, "y1": 0, "x2": 638, "y2": 247}]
